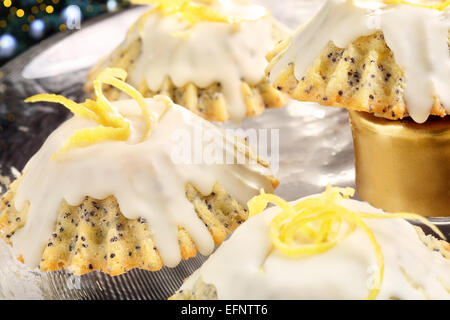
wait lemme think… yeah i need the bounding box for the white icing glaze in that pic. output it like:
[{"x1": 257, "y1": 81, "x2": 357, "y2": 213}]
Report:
[
  {"x1": 269, "y1": 0, "x2": 450, "y2": 123},
  {"x1": 179, "y1": 197, "x2": 450, "y2": 299},
  {"x1": 11, "y1": 98, "x2": 275, "y2": 268},
  {"x1": 126, "y1": 0, "x2": 285, "y2": 122}
]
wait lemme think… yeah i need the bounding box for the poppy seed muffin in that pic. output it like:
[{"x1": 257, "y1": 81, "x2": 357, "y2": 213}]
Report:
[
  {"x1": 85, "y1": 0, "x2": 289, "y2": 122},
  {"x1": 171, "y1": 187, "x2": 450, "y2": 300},
  {"x1": 266, "y1": 0, "x2": 449, "y2": 122},
  {"x1": 0, "y1": 180, "x2": 257, "y2": 275},
  {"x1": 0, "y1": 69, "x2": 278, "y2": 275}
]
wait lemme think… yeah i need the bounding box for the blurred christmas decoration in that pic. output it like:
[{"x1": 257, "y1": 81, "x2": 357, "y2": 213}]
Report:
[
  {"x1": 29, "y1": 18, "x2": 45, "y2": 39},
  {"x1": 0, "y1": 0, "x2": 132, "y2": 66},
  {"x1": 61, "y1": 4, "x2": 82, "y2": 29},
  {"x1": 0, "y1": 33, "x2": 17, "y2": 58},
  {"x1": 106, "y1": 0, "x2": 118, "y2": 12}
]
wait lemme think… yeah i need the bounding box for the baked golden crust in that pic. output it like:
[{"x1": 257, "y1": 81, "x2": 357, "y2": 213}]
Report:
[
  {"x1": 266, "y1": 31, "x2": 448, "y2": 120},
  {"x1": 0, "y1": 176, "x2": 277, "y2": 276},
  {"x1": 84, "y1": 21, "x2": 288, "y2": 122}
]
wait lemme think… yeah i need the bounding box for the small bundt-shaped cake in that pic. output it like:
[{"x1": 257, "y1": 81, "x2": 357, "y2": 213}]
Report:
[
  {"x1": 266, "y1": 0, "x2": 449, "y2": 123},
  {"x1": 0, "y1": 68, "x2": 278, "y2": 276},
  {"x1": 171, "y1": 186, "x2": 450, "y2": 300},
  {"x1": 85, "y1": 0, "x2": 289, "y2": 122}
]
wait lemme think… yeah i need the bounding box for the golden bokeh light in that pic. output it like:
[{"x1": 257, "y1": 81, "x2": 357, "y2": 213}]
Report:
[{"x1": 16, "y1": 9, "x2": 25, "y2": 17}]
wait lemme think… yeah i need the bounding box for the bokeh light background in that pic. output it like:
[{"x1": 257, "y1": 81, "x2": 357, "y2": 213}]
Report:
[{"x1": 0, "y1": 0, "x2": 131, "y2": 66}]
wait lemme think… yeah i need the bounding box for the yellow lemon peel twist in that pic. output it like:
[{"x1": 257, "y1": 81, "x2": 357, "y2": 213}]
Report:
[
  {"x1": 382, "y1": 0, "x2": 450, "y2": 10},
  {"x1": 247, "y1": 185, "x2": 446, "y2": 300},
  {"x1": 130, "y1": 0, "x2": 268, "y2": 25},
  {"x1": 25, "y1": 68, "x2": 154, "y2": 160}
]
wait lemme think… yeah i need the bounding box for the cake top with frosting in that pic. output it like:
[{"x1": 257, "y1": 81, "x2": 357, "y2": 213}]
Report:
[
  {"x1": 267, "y1": 0, "x2": 449, "y2": 123},
  {"x1": 11, "y1": 68, "x2": 276, "y2": 268},
  {"x1": 175, "y1": 186, "x2": 450, "y2": 300},
  {"x1": 122, "y1": 0, "x2": 287, "y2": 122},
  {"x1": 131, "y1": 0, "x2": 269, "y2": 24}
]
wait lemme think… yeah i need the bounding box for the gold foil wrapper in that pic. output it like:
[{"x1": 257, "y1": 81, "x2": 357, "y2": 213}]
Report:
[{"x1": 349, "y1": 111, "x2": 450, "y2": 217}]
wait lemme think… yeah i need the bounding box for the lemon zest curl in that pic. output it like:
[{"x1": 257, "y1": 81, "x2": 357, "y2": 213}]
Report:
[
  {"x1": 130, "y1": 0, "x2": 268, "y2": 25},
  {"x1": 247, "y1": 185, "x2": 445, "y2": 300},
  {"x1": 382, "y1": 0, "x2": 449, "y2": 10},
  {"x1": 25, "y1": 68, "x2": 154, "y2": 160}
]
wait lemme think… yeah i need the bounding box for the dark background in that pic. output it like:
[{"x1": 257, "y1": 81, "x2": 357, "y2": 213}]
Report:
[{"x1": 0, "y1": 0, "x2": 131, "y2": 66}]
